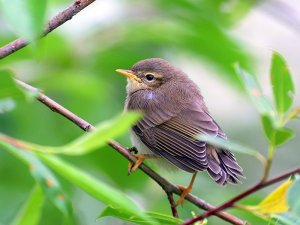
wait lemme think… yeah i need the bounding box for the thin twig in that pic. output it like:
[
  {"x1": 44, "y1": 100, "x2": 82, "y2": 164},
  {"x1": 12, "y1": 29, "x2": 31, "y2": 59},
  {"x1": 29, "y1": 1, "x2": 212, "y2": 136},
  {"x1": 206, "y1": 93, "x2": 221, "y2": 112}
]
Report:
[
  {"x1": 167, "y1": 192, "x2": 179, "y2": 218},
  {"x1": 0, "y1": 0, "x2": 96, "y2": 59},
  {"x1": 14, "y1": 80, "x2": 245, "y2": 225},
  {"x1": 182, "y1": 167, "x2": 300, "y2": 225}
]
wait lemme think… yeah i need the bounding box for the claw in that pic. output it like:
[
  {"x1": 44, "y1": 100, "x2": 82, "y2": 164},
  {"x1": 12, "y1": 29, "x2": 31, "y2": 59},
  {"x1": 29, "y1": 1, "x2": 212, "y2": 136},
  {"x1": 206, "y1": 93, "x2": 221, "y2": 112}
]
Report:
[
  {"x1": 128, "y1": 155, "x2": 146, "y2": 175},
  {"x1": 176, "y1": 185, "x2": 193, "y2": 205},
  {"x1": 176, "y1": 173, "x2": 197, "y2": 206},
  {"x1": 127, "y1": 154, "x2": 161, "y2": 175}
]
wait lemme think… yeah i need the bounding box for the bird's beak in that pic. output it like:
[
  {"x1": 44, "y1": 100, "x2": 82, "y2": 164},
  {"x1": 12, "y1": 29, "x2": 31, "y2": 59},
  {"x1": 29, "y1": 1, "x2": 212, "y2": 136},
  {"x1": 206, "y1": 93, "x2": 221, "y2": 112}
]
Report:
[{"x1": 115, "y1": 69, "x2": 142, "y2": 83}]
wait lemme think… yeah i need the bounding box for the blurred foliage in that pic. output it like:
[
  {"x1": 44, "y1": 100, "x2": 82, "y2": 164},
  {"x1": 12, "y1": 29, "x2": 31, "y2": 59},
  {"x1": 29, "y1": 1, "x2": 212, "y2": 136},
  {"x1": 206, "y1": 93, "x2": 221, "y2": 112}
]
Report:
[{"x1": 0, "y1": 0, "x2": 300, "y2": 225}]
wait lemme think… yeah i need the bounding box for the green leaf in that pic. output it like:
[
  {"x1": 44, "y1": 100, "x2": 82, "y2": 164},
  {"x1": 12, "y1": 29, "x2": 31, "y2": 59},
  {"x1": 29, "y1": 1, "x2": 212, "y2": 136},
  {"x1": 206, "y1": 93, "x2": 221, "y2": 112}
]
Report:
[
  {"x1": 235, "y1": 64, "x2": 274, "y2": 118},
  {"x1": 261, "y1": 115, "x2": 274, "y2": 141},
  {"x1": 11, "y1": 185, "x2": 44, "y2": 225},
  {"x1": 287, "y1": 179, "x2": 300, "y2": 215},
  {"x1": 0, "y1": 0, "x2": 47, "y2": 40},
  {"x1": 270, "y1": 52, "x2": 295, "y2": 115},
  {"x1": 0, "y1": 112, "x2": 141, "y2": 155},
  {"x1": 61, "y1": 112, "x2": 141, "y2": 155},
  {"x1": 274, "y1": 128, "x2": 294, "y2": 146},
  {"x1": 261, "y1": 115, "x2": 294, "y2": 146},
  {"x1": 1, "y1": 143, "x2": 72, "y2": 216},
  {"x1": 0, "y1": 70, "x2": 36, "y2": 113},
  {"x1": 37, "y1": 154, "x2": 156, "y2": 225},
  {"x1": 197, "y1": 134, "x2": 265, "y2": 164},
  {"x1": 99, "y1": 206, "x2": 183, "y2": 225},
  {"x1": 0, "y1": 70, "x2": 27, "y2": 100}
]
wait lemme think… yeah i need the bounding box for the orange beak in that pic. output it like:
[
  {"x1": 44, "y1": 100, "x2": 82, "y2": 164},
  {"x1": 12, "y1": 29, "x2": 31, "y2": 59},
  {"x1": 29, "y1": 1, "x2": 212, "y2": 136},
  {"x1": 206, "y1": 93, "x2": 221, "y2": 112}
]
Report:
[{"x1": 115, "y1": 69, "x2": 142, "y2": 83}]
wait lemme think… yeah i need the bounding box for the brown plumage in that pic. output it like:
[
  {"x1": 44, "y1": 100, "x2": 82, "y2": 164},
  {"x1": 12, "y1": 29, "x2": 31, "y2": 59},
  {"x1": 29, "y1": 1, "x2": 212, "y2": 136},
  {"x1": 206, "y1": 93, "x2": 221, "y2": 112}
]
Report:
[{"x1": 118, "y1": 58, "x2": 243, "y2": 186}]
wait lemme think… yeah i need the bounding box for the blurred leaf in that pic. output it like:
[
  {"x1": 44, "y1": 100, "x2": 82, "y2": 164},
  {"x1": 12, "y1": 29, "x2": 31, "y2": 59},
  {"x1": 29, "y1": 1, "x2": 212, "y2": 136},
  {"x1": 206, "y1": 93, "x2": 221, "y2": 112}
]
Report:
[
  {"x1": 0, "y1": 0, "x2": 47, "y2": 40},
  {"x1": 1, "y1": 143, "x2": 72, "y2": 216},
  {"x1": 62, "y1": 112, "x2": 141, "y2": 155},
  {"x1": 285, "y1": 106, "x2": 300, "y2": 122},
  {"x1": 261, "y1": 115, "x2": 294, "y2": 146},
  {"x1": 235, "y1": 64, "x2": 274, "y2": 117},
  {"x1": 11, "y1": 185, "x2": 44, "y2": 225},
  {"x1": 272, "y1": 212, "x2": 300, "y2": 225},
  {"x1": 0, "y1": 70, "x2": 26, "y2": 100},
  {"x1": 0, "y1": 70, "x2": 36, "y2": 114},
  {"x1": 256, "y1": 179, "x2": 292, "y2": 214},
  {"x1": 150, "y1": 0, "x2": 258, "y2": 27},
  {"x1": 287, "y1": 179, "x2": 300, "y2": 215},
  {"x1": 270, "y1": 52, "x2": 295, "y2": 116},
  {"x1": 198, "y1": 134, "x2": 265, "y2": 164},
  {"x1": 0, "y1": 98, "x2": 16, "y2": 113},
  {"x1": 37, "y1": 154, "x2": 156, "y2": 225},
  {"x1": 99, "y1": 206, "x2": 182, "y2": 225},
  {"x1": 94, "y1": 19, "x2": 253, "y2": 88}
]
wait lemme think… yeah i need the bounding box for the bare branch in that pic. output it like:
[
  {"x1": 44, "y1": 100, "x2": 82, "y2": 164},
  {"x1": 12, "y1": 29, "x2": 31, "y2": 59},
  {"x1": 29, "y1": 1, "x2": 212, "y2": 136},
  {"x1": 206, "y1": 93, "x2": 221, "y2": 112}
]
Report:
[
  {"x1": 14, "y1": 79, "x2": 245, "y2": 225},
  {"x1": 183, "y1": 167, "x2": 300, "y2": 225},
  {"x1": 167, "y1": 192, "x2": 178, "y2": 218},
  {"x1": 0, "y1": 0, "x2": 96, "y2": 59}
]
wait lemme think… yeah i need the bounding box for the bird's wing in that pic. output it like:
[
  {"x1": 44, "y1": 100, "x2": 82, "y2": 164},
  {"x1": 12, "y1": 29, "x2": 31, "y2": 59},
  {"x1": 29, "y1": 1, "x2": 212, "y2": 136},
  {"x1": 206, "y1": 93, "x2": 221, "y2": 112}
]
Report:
[
  {"x1": 132, "y1": 107, "x2": 222, "y2": 173},
  {"x1": 127, "y1": 90, "x2": 243, "y2": 183}
]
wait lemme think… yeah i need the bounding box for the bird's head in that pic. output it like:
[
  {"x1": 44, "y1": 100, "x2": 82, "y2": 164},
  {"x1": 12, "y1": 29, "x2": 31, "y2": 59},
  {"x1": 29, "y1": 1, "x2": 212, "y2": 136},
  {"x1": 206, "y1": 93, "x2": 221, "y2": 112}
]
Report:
[{"x1": 116, "y1": 58, "x2": 183, "y2": 94}]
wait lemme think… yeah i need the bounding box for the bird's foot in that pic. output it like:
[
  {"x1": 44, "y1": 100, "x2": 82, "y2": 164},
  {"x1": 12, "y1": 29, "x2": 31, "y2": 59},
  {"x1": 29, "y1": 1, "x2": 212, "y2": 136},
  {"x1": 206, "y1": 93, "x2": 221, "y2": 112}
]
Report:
[
  {"x1": 176, "y1": 184, "x2": 193, "y2": 205},
  {"x1": 176, "y1": 173, "x2": 197, "y2": 205},
  {"x1": 128, "y1": 154, "x2": 160, "y2": 175}
]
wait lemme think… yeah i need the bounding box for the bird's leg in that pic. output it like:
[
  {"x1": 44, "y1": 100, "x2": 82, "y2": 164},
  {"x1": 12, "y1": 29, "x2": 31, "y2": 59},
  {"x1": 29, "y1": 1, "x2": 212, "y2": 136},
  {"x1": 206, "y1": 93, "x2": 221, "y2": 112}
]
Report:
[
  {"x1": 176, "y1": 173, "x2": 197, "y2": 205},
  {"x1": 128, "y1": 151, "x2": 161, "y2": 175}
]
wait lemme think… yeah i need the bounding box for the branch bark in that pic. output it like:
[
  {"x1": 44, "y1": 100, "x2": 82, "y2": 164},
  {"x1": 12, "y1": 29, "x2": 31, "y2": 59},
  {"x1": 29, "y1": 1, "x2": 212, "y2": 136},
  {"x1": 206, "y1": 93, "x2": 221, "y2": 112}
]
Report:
[
  {"x1": 0, "y1": 0, "x2": 96, "y2": 59},
  {"x1": 15, "y1": 79, "x2": 245, "y2": 225},
  {"x1": 182, "y1": 167, "x2": 300, "y2": 225}
]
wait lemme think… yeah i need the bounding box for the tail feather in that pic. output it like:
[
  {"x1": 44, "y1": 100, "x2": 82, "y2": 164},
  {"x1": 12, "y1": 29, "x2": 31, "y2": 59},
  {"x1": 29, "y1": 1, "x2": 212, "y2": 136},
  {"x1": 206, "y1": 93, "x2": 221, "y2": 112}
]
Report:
[{"x1": 207, "y1": 148, "x2": 244, "y2": 186}]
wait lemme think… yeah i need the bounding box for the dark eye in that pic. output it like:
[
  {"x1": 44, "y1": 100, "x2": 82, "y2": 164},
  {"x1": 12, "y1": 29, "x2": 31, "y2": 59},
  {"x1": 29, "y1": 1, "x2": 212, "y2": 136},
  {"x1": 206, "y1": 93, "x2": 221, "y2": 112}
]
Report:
[{"x1": 145, "y1": 74, "x2": 155, "y2": 81}]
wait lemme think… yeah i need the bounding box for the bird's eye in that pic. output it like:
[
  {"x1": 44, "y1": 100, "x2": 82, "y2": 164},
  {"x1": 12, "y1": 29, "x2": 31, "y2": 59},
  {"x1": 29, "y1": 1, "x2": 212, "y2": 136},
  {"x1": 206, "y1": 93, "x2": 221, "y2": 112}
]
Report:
[{"x1": 145, "y1": 74, "x2": 155, "y2": 81}]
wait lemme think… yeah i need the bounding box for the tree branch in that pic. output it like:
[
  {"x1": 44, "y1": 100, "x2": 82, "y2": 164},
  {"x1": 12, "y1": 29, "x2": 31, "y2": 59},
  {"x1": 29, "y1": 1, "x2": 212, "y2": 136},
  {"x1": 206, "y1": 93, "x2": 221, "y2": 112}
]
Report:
[
  {"x1": 182, "y1": 167, "x2": 300, "y2": 225},
  {"x1": 167, "y1": 192, "x2": 178, "y2": 218},
  {"x1": 0, "y1": 0, "x2": 96, "y2": 59},
  {"x1": 14, "y1": 79, "x2": 245, "y2": 225}
]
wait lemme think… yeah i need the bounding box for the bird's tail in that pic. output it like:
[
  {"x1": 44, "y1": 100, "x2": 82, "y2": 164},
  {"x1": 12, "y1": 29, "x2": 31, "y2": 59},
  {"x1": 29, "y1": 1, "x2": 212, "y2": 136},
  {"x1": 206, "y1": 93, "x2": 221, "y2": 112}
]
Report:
[{"x1": 206, "y1": 146, "x2": 244, "y2": 185}]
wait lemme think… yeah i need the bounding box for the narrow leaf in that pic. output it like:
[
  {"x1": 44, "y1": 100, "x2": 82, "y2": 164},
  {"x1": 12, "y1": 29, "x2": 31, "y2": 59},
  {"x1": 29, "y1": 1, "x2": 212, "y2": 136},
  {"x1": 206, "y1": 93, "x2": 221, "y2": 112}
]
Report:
[
  {"x1": 287, "y1": 179, "x2": 300, "y2": 214},
  {"x1": 0, "y1": 112, "x2": 141, "y2": 155},
  {"x1": 1, "y1": 143, "x2": 72, "y2": 216},
  {"x1": 271, "y1": 52, "x2": 295, "y2": 115},
  {"x1": 99, "y1": 206, "x2": 182, "y2": 225},
  {"x1": 61, "y1": 112, "x2": 141, "y2": 155},
  {"x1": 257, "y1": 179, "x2": 292, "y2": 214},
  {"x1": 235, "y1": 64, "x2": 274, "y2": 118},
  {"x1": 261, "y1": 116, "x2": 294, "y2": 146},
  {"x1": 11, "y1": 185, "x2": 44, "y2": 225},
  {"x1": 37, "y1": 154, "x2": 156, "y2": 225},
  {"x1": 198, "y1": 134, "x2": 265, "y2": 164},
  {"x1": 274, "y1": 128, "x2": 294, "y2": 146}
]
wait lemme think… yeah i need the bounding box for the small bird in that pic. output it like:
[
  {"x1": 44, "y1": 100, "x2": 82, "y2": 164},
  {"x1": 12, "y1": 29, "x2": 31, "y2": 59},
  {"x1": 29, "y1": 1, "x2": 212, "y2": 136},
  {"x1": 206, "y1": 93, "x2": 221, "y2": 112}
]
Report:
[{"x1": 116, "y1": 58, "x2": 243, "y2": 205}]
